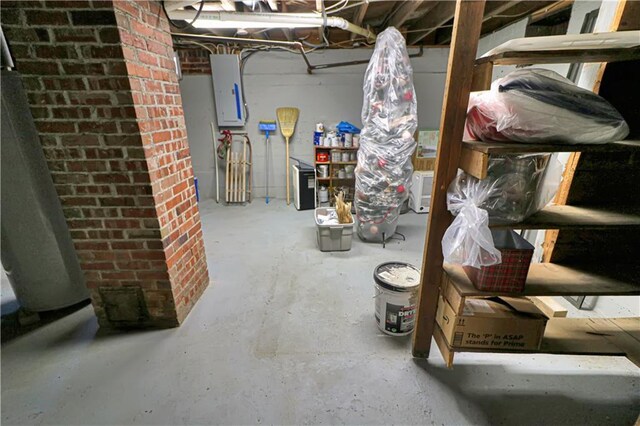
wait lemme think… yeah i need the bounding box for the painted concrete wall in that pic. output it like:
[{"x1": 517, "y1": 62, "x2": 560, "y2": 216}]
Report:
[{"x1": 180, "y1": 47, "x2": 449, "y2": 201}]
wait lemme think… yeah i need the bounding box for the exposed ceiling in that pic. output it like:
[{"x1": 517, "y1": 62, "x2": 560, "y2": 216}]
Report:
[{"x1": 166, "y1": 0, "x2": 570, "y2": 46}]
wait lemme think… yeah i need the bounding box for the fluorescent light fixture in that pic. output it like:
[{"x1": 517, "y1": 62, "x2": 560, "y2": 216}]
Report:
[
  {"x1": 191, "y1": 20, "x2": 319, "y2": 29},
  {"x1": 167, "y1": 10, "x2": 377, "y2": 41},
  {"x1": 169, "y1": 11, "x2": 322, "y2": 29}
]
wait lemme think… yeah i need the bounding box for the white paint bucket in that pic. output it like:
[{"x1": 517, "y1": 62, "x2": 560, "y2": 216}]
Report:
[
  {"x1": 318, "y1": 185, "x2": 329, "y2": 202},
  {"x1": 344, "y1": 133, "x2": 353, "y2": 147},
  {"x1": 373, "y1": 262, "x2": 421, "y2": 336}
]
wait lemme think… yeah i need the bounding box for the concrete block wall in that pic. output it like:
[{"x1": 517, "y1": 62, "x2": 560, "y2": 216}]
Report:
[
  {"x1": 178, "y1": 47, "x2": 450, "y2": 201},
  {"x1": 1, "y1": 0, "x2": 209, "y2": 327}
]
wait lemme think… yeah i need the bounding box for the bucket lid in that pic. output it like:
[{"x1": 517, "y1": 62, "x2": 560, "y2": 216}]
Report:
[{"x1": 373, "y1": 262, "x2": 421, "y2": 292}]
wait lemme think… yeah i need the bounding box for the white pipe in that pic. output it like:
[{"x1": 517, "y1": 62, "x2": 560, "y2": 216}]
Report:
[{"x1": 168, "y1": 10, "x2": 376, "y2": 41}]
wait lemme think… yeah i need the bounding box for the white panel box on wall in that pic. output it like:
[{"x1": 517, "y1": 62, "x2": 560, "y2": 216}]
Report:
[
  {"x1": 409, "y1": 171, "x2": 434, "y2": 214},
  {"x1": 210, "y1": 54, "x2": 245, "y2": 127}
]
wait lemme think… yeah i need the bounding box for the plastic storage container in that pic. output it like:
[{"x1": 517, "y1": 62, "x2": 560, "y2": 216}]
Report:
[{"x1": 315, "y1": 207, "x2": 354, "y2": 252}]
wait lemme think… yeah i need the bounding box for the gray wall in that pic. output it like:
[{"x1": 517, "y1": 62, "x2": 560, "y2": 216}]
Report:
[{"x1": 180, "y1": 47, "x2": 449, "y2": 201}]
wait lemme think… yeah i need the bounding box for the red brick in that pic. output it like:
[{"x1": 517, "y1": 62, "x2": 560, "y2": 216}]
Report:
[
  {"x1": 36, "y1": 121, "x2": 76, "y2": 134},
  {"x1": 53, "y1": 27, "x2": 97, "y2": 43},
  {"x1": 27, "y1": 10, "x2": 70, "y2": 26},
  {"x1": 18, "y1": 61, "x2": 60, "y2": 76},
  {"x1": 61, "y1": 197, "x2": 98, "y2": 207},
  {"x1": 78, "y1": 121, "x2": 118, "y2": 134},
  {"x1": 93, "y1": 173, "x2": 131, "y2": 184}
]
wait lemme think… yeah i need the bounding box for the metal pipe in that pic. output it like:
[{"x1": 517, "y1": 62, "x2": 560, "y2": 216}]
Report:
[
  {"x1": 169, "y1": 10, "x2": 376, "y2": 42},
  {"x1": 172, "y1": 32, "x2": 313, "y2": 71},
  {"x1": 172, "y1": 34, "x2": 424, "y2": 74},
  {"x1": 308, "y1": 46, "x2": 424, "y2": 71}
]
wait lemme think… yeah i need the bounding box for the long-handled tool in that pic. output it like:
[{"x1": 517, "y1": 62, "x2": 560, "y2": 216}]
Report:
[
  {"x1": 276, "y1": 107, "x2": 299, "y2": 206},
  {"x1": 259, "y1": 121, "x2": 277, "y2": 204},
  {"x1": 211, "y1": 123, "x2": 220, "y2": 203}
]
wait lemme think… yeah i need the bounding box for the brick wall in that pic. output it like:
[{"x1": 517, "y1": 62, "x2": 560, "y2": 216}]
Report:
[
  {"x1": 177, "y1": 48, "x2": 212, "y2": 75},
  {"x1": 1, "y1": 0, "x2": 209, "y2": 327}
]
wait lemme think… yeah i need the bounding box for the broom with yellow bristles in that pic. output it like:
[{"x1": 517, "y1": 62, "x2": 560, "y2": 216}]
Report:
[{"x1": 276, "y1": 107, "x2": 299, "y2": 205}]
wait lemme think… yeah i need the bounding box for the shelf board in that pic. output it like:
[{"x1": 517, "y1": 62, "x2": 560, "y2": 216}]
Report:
[
  {"x1": 315, "y1": 146, "x2": 359, "y2": 150},
  {"x1": 316, "y1": 177, "x2": 330, "y2": 181},
  {"x1": 476, "y1": 46, "x2": 640, "y2": 66},
  {"x1": 460, "y1": 139, "x2": 640, "y2": 179},
  {"x1": 435, "y1": 317, "x2": 640, "y2": 368},
  {"x1": 316, "y1": 162, "x2": 330, "y2": 165},
  {"x1": 489, "y1": 205, "x2": 640, "y2": 230},
  {"x1": 443, "y1": 262, "x2": 640, "y2": 297},
  {"x1": 331, "y1": 161, "x2": 357, "y2": 165}
]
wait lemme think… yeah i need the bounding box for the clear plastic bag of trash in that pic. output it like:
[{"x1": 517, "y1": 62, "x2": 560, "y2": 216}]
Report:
[
  {"x1": 465, "y1": 68, "x2": 629, "y2": 144},
  {"x1": 355, "y1": 27, "x2": 417, "y2": 242},
  {"x1": 442, "y1": 153, "x2": 563, "y2": 268}
]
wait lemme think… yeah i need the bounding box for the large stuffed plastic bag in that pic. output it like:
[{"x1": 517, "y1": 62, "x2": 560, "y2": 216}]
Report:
[
  {"x1": 466, "y1": 68, "x2": 629, "y2": 144},
  {"x1": 442, "y1": 154, "x2": 562, "y2": 268},
  {"x1": 355, "y1": 27, "x2": 417, "y2": 242}
]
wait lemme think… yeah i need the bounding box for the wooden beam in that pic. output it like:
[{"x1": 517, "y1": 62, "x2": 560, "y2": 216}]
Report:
[
  {"x1": 529, "y1": 297, "x2": 568, "y2": 318},
  {"x1": 350, "y1": 1, "x2": 370, "y2": 40},
  {"x1": 388, "y1": 1, "x2": 434, "y2": 29},
  {"x1": 480, "y1": 1, "x2": 555, "y2": 35},
  {"x1": 411, "y1": 0, "x2": 486, "y2": 358},
  {"x1": 439, "y1": 0, "x2": 519, "y2": 44},
  {"x1": 530, "y1": 0, "x2": 575, "y2": 24},
  {"x1": 408, "y1": 1, "x2": 457, "y2": 45},
  {"x1": 471, "y1": 61, "x2": 493, "y2": 90}
]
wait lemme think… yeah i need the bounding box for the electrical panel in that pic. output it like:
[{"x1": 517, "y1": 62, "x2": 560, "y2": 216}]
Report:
[{"x1": 210, "y1": 54, "x2": 245, "y2": 127}]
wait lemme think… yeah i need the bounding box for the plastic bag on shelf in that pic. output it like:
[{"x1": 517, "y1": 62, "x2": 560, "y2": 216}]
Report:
[
  {"x1": 466, "y1": 68, "x2": 629, "y2": 144},
  {"x1": 355, "y1": 27, "x2": 417, "y2": 242},
  {"x1": 442, "y1": 154, "x2": 562, "y2": 267}
]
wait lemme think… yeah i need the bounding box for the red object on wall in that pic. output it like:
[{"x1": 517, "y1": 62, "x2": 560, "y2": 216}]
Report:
[{"x1": 316, "y1": 152, "x2": 329, "y2": 163}]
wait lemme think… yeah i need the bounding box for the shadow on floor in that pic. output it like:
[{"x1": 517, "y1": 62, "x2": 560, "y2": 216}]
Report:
[
  {"x1": 413, "y1": 359, "x2": 640, "y2": 426},
  {"x1": 1, "y1": 299, "x2": 91, "y2": 344}
]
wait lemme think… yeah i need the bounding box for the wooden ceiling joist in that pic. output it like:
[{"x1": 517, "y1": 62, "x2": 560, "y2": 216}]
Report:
[
  {"x1": 350, "y1": 1, "x2": 370, "y2": 40},
  {"x1": 387, "y1": 1, "x2": 429, "y2": 29},
  {"x1": 479, "y1": 1, "x2": 556, "y2": 35},
  {"x1": 407, "y1": 1, "x2": 457, "y2": 45},
  {"x1": 530, "y1": 0, "x2": 575, "y2": 24},
  {"x1": 438, "y1": 1, "x2": 519, "y2": 44}
]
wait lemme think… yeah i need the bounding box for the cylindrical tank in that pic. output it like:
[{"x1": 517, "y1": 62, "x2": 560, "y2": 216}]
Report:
[{"x1": 1, "y1": 71, "x2": 89, "y2": 311}]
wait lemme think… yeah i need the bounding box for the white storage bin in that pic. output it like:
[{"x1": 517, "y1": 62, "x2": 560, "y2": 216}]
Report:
[{"x1": 315, "y1": 207, "x2": 354, "y2": 252}]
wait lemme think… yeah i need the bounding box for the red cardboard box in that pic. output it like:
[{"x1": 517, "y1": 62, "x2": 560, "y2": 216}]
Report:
[{"x1": 463, "y1": 230, "x2": 534, "y2": 293}]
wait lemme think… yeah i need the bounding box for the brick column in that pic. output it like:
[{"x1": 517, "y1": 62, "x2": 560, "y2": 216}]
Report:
[{"x1": 1, "y1": 0, "x2": 209, "y2": 328}]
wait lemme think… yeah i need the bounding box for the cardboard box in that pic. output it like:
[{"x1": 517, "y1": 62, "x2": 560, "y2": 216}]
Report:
[
  {"x1": 436, "y1": 294, "x2": 547, "y2": 351},
  {"x1": 463, "y1": 230, "x2": 534, "y2": 293}
]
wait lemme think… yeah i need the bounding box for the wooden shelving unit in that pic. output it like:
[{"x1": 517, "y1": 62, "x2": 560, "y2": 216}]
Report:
[
  {"x1": 314, "y1": 145, "x2": 359, "y2": 206},
  {"x1": 412, "y1": 0, "x2": 640, "y2": 368}
]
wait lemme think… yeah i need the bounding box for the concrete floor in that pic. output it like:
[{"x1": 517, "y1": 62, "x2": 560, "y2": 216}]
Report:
[{"x1": 2, "y1": 199, "x2": 639, "y2": 425}]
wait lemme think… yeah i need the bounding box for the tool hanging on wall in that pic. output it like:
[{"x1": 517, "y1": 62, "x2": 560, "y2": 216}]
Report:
[
  {"x1": 259, "y1": 120, "x2": 277, "y2": 204},
  {"x1": 276, "y1": 107, "x2": 299, "y2": 206},
  {"x1": 211, "y1": 123, "x2": 221, "y2": 203},
  {"x1": 219, "y1": 130, "x2": 252, "y2": 204}
]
